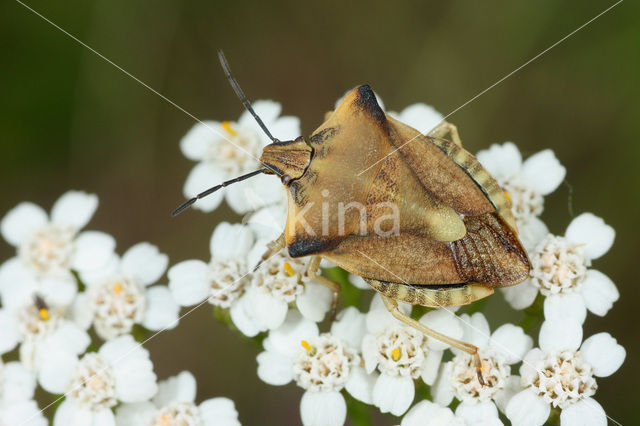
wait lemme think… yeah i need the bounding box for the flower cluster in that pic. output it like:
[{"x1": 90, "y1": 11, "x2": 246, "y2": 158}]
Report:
[
  {"x1": 1, "y1": 93, "x2": 625, "y2": 426},
  {"x1": 0, "y1": 192, "x2": 241, "y2": 425}
]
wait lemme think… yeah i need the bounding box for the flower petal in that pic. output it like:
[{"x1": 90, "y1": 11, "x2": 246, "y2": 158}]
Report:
[
  {"x1": 476, "y1": 142, "x2": 522, "y2": 179},
  {"x1": 348, "y1": 274, "x2": 371, "y2": 290},
  {"x1": 39, "y1": 273, "x2": 77, "y2": 307},
  {"x1": 457, "y1": 312, "x2": 491, "y2": 348},
  {"x1": 247, "y1": 287, "x2": 288, "y2": 331},
  {"x1": 392, "y1": 103, "x2": 444, "y2": 134},
  {"x1": 518, "y1": 216, "x2": 549, "y2": 252},
  {"x1": 115, "y1": 402, "x2": 156, "y2": 426},
  {"x1": 421, "y1": 349, "x2": 443, "y2": 385},
  {"x1": 455, "y1": 400, "x2": 500, "y2": 425},
  {"x1": 331, "y1": 306, "x2": 367, "y2": 350},
  {"x1": 581, "y1": 269, "x2": 619, "y2": 317},
  {"x1": 543, "y1": 293, "x2": 587, "y2": 325},
  {"x1": 200, "y1": 397, "x2": 241, "y2": 426},
  {"x1": 256, "y1": 350, "x2": 293, "y2": 386},
  {"x1": 506, "y1": 389, "x2": 550, "y2": 426},
  {"x1": 180, "y1": 121, "x2": 219, "y2": 161},
  {"x1": 50, "y1": 191, "x2": 98, "y2": 230},
  {"x1": 521, "y1": 149, "x2": 565, "y2": 195},
  {"x1": 229, "y1": 295, "x2": 261, "y2": 337},
  {"x1": 502, "y1": 280, "x2": 538, "y2": 310},
  {"x1": 580, "y1": 333, "x2": 625, "y2": 377},
  {"x1": 539, "y1": 319, "x2": 582, "y2": 352},
  {"x1": 297, "y1": 282, "x2": 331, "y2": 323},
  {"x1": 401, "y1": 400, "x2": 457, "y2": 426},
  {"x1": 300, "y1": 390, "x2": 346, "y2": 426},
  {"x1": 121, "y1": 242, "x2": 168, "y2": 286},
  {"x1": 490, "y1": 324, "x2": 533, "y2": 364},
  {"x1": 560, "y1": 397, "x2": 606, "y2": 426},
  {"x1": 494, "y1": 374, "x2": 523, "y2": 413},
  {"x1": 168, "y1": 259, "x2": 211, "y2": 306},
  {"x1": 372, "y1": 374, "x2": 414, "y2": 416},
  {"x1": 420, "y1": 309, "x2": 464, "y2": 351},
  {"x1": 1, "y1": 202, "x2": 48, "y2": 247},
  {"x1": 431, "y1": 362, "x2": 455, "y2": 407},
  {"x1": 344, "y1": 365, "x2": 376, "y2": 404},
  {"x1": 153, "y1": 371, "x2": 197, "y2": 406},
  {"x1": 142, "y1": 286, "x2": 180, "y2": 331},
  {"x1": 210, "y1": 222, "x2": 255, "y2": 261},
  {"x1": 263, "y1": 310, "x2": 318, "y2": 356},
  {"x1": 564, "y1": 213, "x2": 614, "y2": 260},
  {"x1": 0, "y1": 309, "x2": 19, "y2": 354},
  {"x1": 37, "y1": 348, "x2": 78, "y2": 394},
  {"x1": 183, "y1": 164, "x2": 225, "y2": 213},
  {"x1": 71, "y1": 231, "x2": 116, "y2": 274},
  {"x1": 3, "y1": 361, "x2": 36, "y2": 402}
]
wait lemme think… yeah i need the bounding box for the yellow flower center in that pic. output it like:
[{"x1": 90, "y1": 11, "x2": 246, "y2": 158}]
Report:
[
  {"x1": 38, "y1": 308, "x2": 50, "y2": 321},
  {"x1": 283, "y1": 262, "x2": 296, "y2": 277},
  {"x1": 391, "y1": 347, "x2": 401, "y2": 361},
  {"x1": 112, "y1": 282, "x2": 123, "y2": 293},
  {"x1": 221, "y1": 121, "x2": 237, "y2": 136},
  {"x1": 301, "y1": 340, "x2": 316, "y2": 356}
]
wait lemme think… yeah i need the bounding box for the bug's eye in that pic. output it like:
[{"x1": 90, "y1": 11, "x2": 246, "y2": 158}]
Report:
[{"x1": 280, "y1": 174, "x2": 292, "y2": 185}]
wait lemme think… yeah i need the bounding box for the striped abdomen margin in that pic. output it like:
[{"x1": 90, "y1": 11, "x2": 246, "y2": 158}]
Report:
[
  {"x1": 429, "y1": 137, "x2": 517, "y2": 232},
  {"x1": 365, "y1": 278, "x2": 494, "y2": 307}
]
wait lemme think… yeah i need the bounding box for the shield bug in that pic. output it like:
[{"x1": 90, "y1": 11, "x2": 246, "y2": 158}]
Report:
[{"x1": 173, "y1": 51, "x2": 531, "y2": 383}]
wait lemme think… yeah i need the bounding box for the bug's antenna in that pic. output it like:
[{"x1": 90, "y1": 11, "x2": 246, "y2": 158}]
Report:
[
  {"x1": 217, "y1": 50, "x2": 278, "y2": 143},
  {"x1": 172, "y1": 169, "x2": 266, "y2": 216}
]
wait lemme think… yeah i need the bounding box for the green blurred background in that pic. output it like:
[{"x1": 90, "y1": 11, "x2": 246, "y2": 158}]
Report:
[{"x1": 1, "y1": 0, "x2": 638, "y2": 424}]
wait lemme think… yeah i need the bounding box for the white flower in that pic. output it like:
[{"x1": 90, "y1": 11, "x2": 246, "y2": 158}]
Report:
[
  {"x1": 388, "y1": 103, "x2": 444, "y2": 135},
  {"x1": 361, "y1": 295, "x2": 462, "y2": 416},
  {"x1": 0, "y1": 361, "x2": 47, "y2": 426},
  {"x1": 506, "y1": 319, "x2": 625, "y2": 426},
  {"x1": 476, "y1": 142, "x2": 566, "y2": 250},
  {"x1": 116, "y1": 370, "x2": 241, "y2": 426},
  {"x1": 230, "y1": 249, "x2": 332, "y2": 337},
  {"x1": 74, "y1": 242, "x2": 178, "y2": 340},
  {"x1": 0, "y1": 294, "x2": 90, "y2": 378},
  {"x1": 256, "y1": 309, "x2": 374, "y2": 426},
  {"x1": 401, "y1": 400, "x2": 465, "y2": 426},
  {"x1": 432, "y1": 312, "x2": 532, "y2": 420},
  {"x1": 0, "y1": 191, "x2": 114, "y2": 308},
  {"x1": 503, "y1": 213, "x2": 618, "y2": 322},
  {"x1": 180, "y1": 101, "x2": 300, "y2": 214},
  {"x1": 168, "y1": 222, "x2": 253, "y2": 311},
  {"x1": 37, "y1": 334, "x2": 157, "y2": 426}
]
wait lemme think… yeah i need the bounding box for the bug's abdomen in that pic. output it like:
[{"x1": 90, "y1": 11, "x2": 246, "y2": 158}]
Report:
[
  {"x1": 365, "y1": 279, "x2": 494, "y2": 307},
  {"x1": 451, "y1": 213, "x2": 530, "y2": 286}
]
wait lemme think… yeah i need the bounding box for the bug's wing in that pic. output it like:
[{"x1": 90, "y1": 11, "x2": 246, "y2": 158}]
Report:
[
  {"x1": 386, "y1": 116, "x2": 517, "y2": 230},
  {"x1": 284, "y1": 85, "x2": 391, "y2": 257},
  {"x1": 322, "y1": 212, "x2": 530, "y2": 286}
]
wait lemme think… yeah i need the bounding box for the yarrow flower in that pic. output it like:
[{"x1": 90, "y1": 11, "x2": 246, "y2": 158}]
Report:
[
  {"x1": 0, "y1": 294, "x2": 90, "y2": 381},
  {"x1": 257, "y1": 309, "x2": 374, "y2": 426},
  {"x1": 0, "y1": 361, "x2": 47, "y2": 426},
  {"x1": 0, "y1": 191, "x2": 115, "y2": 309},
  {"x1": 180, "y1": 100, "x2": 300, "y2": 214},
  {"x1": 506, "y1": 319, "x2": 625, "y2": 426},
  {"x1": 361, "y1": 296, "x2": 462, "y2": 416},
  {"x1": 73, "y1": 242, "x2": 178, "y2": 340},
  {"x1": 116, "y1": 370, "x2": 241, "y2": 426},
  {"x1": 476, "y1": 142, "x2": 566, "y2": 250},
  {"x1": 503, "y1": 213, "x2": 618, "y2": 322},
  {"x1": 37, "y1": 334, "x2": 157, "y2": 425},
  {"x1": 432, "y1": 312, "x2": 532, "y2": 422}
]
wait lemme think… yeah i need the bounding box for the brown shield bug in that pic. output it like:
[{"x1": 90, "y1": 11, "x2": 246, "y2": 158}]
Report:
[{"x1": 173, "y1": 51, "x2": 531, "y2": 384}]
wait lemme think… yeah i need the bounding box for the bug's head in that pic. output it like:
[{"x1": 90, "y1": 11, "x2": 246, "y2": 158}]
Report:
[
  {"x1": 260, "y1": 137, "x2": 313, "y2": 186},
  {"x1": 171, "y1": 50, "x2": 314, "y2": 216}
]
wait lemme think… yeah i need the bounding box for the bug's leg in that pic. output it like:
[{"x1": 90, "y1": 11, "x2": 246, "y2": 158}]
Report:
[
  {"x1": 306, "y1": 256, "x2": 341, "y2": 320},
  {"x1": 427, "y1": 121, "x2": 462, "y2": 147},
  {"x1": 381, "y1": 295, "x2": 486, "y2": 386},
  {"x1": 254, "y1": 232, "x2": 286, "y2": 271}
]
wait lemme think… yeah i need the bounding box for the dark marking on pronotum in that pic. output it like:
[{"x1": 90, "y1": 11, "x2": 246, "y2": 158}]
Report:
[
  {"x1": 355, "y1": 85, "x2": 386, "y2": 125},
  {"x1": 288, "y1": 237, "x2": 339, "y2": 258},
  {"x1": 309, "y1": 126, "x2": 339, "y2": 144}
]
